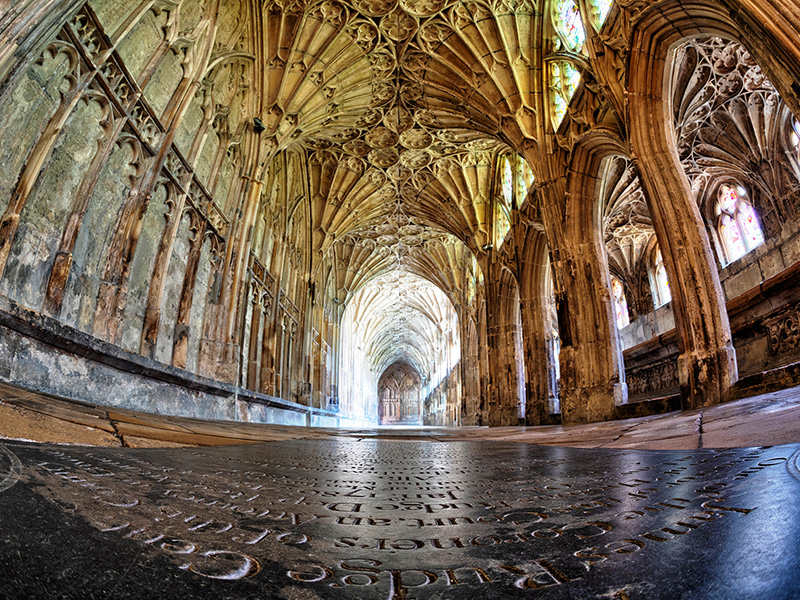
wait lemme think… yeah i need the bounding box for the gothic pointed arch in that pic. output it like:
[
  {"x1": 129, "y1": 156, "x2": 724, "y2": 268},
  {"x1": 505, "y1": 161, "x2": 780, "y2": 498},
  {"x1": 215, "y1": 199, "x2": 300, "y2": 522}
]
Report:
[{"x1": 628, "y1": 0, "x2": 741, "y2": 409}]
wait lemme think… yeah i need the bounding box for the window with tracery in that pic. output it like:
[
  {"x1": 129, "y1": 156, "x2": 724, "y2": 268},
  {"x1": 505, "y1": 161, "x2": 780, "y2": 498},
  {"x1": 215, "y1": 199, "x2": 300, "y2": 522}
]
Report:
[
  {"x1": 519, "y1": 159, "x2": 534, "y2": 197},
  {"x1": 549, "y1": 60, "x2": 581, "y2": 127},
  {"x1": 611, "y1": 277, "x2": 630, "y2": 329},
  {"x1": 548, "y1": 0, "x2": 584, "y2": 129},
  {"x1": 548, "y1": 1, "x2": 614, "y2": 128},
  {"x1": 552, "y1": 0, "x2": 584, "y2": 51},
  {"x1": 651, "y1": 247, "x2": 671, "y2": 308},
  {"x1": 792, "y1": 118, "x2": 800, "y2": 153},
  {"x1": 496, "y1": 154, "x2": 535, "y2": 248},
  {"x1": 590, "y1": 0, "x2": 613, "y2": 27},
  {"x1": 715, "y1": 183, "x2": 764, "y2": 264},
  {"x1": 502, "y1": 157, "x2": 513, "y2": 206},
  {"x1": 496, "y1": 156, "x2": 513, "y2": 247}
]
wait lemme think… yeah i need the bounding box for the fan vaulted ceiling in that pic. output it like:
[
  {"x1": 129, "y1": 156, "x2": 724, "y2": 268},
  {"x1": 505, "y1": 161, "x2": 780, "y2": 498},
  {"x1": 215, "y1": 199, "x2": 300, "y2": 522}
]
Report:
[
  {"x1": 260, "y1": 0, "x2": 540, "y2": 267},
  {"x1": 251, "y1": 0, "x2": 544, "y2": 373}
]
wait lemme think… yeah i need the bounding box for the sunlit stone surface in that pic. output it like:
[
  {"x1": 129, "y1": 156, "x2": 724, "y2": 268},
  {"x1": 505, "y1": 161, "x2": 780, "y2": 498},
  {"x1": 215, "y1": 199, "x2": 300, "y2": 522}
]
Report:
[{"x1": 2, "y1": 439, "x2": 799, "y2": 598}]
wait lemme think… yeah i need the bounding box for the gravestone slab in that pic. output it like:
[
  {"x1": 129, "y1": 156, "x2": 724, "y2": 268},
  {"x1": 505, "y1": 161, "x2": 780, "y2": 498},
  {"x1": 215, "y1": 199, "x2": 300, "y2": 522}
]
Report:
[{"x1": 1, "y1": 439, "x2": 799, "y2": 599}]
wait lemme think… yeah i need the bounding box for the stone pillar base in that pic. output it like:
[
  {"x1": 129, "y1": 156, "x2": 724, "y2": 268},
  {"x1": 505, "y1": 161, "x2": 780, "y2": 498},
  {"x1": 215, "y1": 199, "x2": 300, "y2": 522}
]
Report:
[{"x1": 561, "y1": 382, "x2": 627, "y2": 425}]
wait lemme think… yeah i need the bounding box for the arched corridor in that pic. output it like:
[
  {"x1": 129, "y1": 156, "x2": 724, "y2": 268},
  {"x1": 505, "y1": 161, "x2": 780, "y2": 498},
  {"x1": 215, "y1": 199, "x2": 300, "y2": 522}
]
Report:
[{"x1": 3, "y1": 0, "x2": 800, "y2": 596}]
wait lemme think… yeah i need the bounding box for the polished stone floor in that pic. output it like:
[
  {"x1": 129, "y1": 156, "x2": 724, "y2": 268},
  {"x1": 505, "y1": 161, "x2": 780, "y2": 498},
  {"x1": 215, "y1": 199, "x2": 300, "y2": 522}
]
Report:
[
  {"x1": 2, "y1": 381, "x2": 800, "y2": 598},
  {"x1": 3, "y1": 380, "x2": 800, "y2": 449},
  {"x1": 2, "y1": 437, "x2": 800, "y2": 599}
]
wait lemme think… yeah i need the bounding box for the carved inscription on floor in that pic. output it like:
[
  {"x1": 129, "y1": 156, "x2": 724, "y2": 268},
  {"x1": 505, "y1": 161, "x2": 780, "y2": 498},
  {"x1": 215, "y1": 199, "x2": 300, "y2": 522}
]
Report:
[{"x1": 3, "y1": 440, "x2": 800, "y2": 599}]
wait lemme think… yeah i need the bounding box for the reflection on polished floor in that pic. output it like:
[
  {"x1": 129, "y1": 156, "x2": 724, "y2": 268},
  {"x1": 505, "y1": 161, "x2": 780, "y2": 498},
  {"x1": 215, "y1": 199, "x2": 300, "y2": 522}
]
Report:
[
  {"x1": 2, "y1": 382, "x2": 800, "y2": 599},
  {"x1": 2, "y1": 380, "x2": 800, "y2": 450}
]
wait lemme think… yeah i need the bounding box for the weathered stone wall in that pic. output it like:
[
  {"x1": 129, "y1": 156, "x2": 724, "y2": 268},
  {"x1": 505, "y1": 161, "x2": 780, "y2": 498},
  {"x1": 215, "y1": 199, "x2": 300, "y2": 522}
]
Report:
[
  {"x1": 0, "y1": 2, "x2": 244, "y2": 375},
  {"x1": 0, "y1": 1, "x2": 325, "y2": 425}
]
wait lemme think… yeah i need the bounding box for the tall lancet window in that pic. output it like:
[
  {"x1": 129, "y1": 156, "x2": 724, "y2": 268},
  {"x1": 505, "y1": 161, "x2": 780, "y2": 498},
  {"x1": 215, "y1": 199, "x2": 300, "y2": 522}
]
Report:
[
  {"x1": 549, "y1": 0, "x2": 584, "y2": 128},
  {"x1": 651, "y1": 247, "x2": 671, "y2": 308},
  {"x1": 553, "y1": 0, "x2": 585, "y2": 51},
  {"x1": 496, "y1": 154, "x2": 535, "y2": 248},
  {"x1": 611, "y1": 277, "x2": 630, "y2": 329},
  {"x1": 550, "y1": 61, "x2": 581, "y2": 127}
]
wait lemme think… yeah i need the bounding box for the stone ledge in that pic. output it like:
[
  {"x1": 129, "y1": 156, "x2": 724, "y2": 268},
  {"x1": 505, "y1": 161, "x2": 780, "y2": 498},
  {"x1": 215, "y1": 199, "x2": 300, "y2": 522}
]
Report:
[
  {"x1": 0, "y1": 295, "x2": 235, "y2": 397},
  {"x1": 732, "y1": 359, "x2": 800, "y2": 400},
  {"x1": 0, "y1": 294, "x2": 333, "y2": 423}
]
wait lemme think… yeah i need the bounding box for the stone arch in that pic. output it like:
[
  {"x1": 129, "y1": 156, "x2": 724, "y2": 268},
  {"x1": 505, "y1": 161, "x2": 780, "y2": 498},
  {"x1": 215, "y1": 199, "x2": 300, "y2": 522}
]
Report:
[
  {"x1": 628, "y1": 0, "x2": 741, "y2": 408},
  {"x1": 555, "y1": 129, "x2": 629, "y2": 423},
  {"x1": 488, "y1": 265, "x2": 526, "y2": 425},
  {"x1": 518, "y1": 224, "x2": 559, "y2": 424},
  {"x1": 378, "y1": 362, "x2": 422, "y2": 426}
]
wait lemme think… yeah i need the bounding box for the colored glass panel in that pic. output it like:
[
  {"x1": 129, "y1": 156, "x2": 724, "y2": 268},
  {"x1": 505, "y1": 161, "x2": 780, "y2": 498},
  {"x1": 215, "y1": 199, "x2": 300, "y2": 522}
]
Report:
[
  {"x1": 738, "y1": 201, "x2": 764, "y2": 248},
  {"x1": 653, "y1": 248, "x2": 671, "y2": 307},
  {"x1": 550, "y1": 61, "x2": 581, "y2": 127},
  {"x1": 518, "y1": 159, "x2": 534, "y2": 202},
  {"x1": 718, "y1": 184, "x2": 737, "y2": 213},
  {"x1": 554, "y1": 0, "x2": 585, "y2": 51},
  {"x1": 716, "y1": 183, "x2": 764, "y2": 264},
  {"x1": 591, "y1": 0, "x2": 613, "y2": 26},
  {"x1": 612, "y1": 278, "x2": 629, "y2": 329},
  {"x1": 502, "y1": 157, "x2": 513, "y2": 206},
  {"x1": 495, "y1": 205, "x2": 510, "y2": 248},
  {"x1": 553, "y1": 94, "x2": 567, "y2": 125},
  {"x1": 719, "y1": 214, "x2": 746, "y2": 262}
]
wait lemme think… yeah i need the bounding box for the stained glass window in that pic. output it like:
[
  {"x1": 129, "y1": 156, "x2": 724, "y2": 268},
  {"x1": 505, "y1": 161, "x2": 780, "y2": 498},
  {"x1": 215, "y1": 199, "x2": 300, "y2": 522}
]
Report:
[
  {"x1": 496, "y1": 155, "x2": 535, "y2": 248},
  {"x1": 611, "y1": 277, "x2": 630, "y2": 329},
  {"x1": 518, "y1": 160, "x2": 534, "y2": 203},
  {"x1": 496, "y1": 156, "x2": 512, "y2": 247},
  {"x1": 495, "y1": 207, "x2": 511, "y2": 248},
  {"x1": 550, "y1": 61, "x2": 581, "y2": 127},
  {"x1": 553, "y1": 0, "x2": 585, "y2": 51},
  {"x1": 502, "y1": 157, "x2": 513, "y2": 206},
  {"x1": 590, "y1": 0, "x2": 613, "y2": 27},
  {"x1": 715, "y1": 183, "x2": 764, "y2": 264},
  {"x1": 792, "y1": 118, "x2": 800, "y2": 151},
  {"x1": 652, "y1": 247, "x2": 671, "y2": 308}
]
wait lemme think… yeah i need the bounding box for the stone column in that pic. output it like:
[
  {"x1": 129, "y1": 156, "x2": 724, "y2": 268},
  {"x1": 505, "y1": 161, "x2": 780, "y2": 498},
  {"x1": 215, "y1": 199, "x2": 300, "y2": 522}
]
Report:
[
  {"x1": 483, "y1": 264, "x2": 524, "y2": 426},
  {"x1": 517, "y1": 226, "x2": 554, "y2": 425},
  {"x1": 529, "y1": 143, "x2": 626, "y2": 425},
  {"x1": 628, "y1": 2, "x2": 739, "y2": 408}
]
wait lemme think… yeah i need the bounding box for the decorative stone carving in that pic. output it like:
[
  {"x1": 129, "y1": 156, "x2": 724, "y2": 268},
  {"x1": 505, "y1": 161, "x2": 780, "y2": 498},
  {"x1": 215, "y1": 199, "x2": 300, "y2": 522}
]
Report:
[
  {"x1": 400, "y1": 0, "x2": 447, "y2": 17},
  {"x1": 673, "y1": 37, "x2": 800, "y2": 230},
  {"x1": 380, "y1": 9, "x2": 418, "y2": 41},
  {"x1": 70, "y1": 7, "x2": 109, "y2": 64},
  {"x1": 352, "y1": 0, "x2": 397, "y2": 17},
  {"x1": 764, "y1": 307, "x2": 800, "y2": 356},
  {"x1": 368, "y1": 147, "x2": 399, "y2": 168},
  {"x1": 399, "y1": 148, "x2": 431, "y2": 169},
  {"x1": 346, "y1": 20, "x2": 379, "y2": 52},
  {"x1": 399, "y1": 128, "x2": 433, "y2": 149},
  {"x1": 627, "y1": 358, "x2": 680, "y2": 399},
  {"x1": 383, "y1": 107, "x2": 414, "y2": 132},
  {"x1": 365, "y1": 126, "x2": 399, "y2": 148}
]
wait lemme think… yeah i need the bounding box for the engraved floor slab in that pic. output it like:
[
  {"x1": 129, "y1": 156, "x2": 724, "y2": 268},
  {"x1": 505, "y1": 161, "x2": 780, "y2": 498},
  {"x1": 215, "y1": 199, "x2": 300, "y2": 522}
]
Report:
[{"x1": 1, "y1": 439, "x2": 799, "y2": 599}]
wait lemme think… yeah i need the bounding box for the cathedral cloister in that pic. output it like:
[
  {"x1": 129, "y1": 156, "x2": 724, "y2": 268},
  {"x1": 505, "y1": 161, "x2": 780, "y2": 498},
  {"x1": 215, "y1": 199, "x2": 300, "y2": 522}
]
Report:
[{"x1": 2, "y1": 0, "x2": 800, "y2": 597}]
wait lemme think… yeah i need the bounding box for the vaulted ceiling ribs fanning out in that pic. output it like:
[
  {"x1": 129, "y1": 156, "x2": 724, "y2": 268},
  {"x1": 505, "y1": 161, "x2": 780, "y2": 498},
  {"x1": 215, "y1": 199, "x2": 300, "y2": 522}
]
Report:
[{"x1": 259, "y1": 0, "x2": 542, "y2": 253}]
